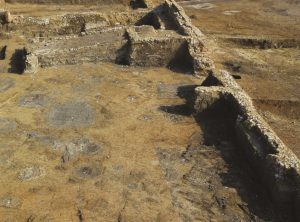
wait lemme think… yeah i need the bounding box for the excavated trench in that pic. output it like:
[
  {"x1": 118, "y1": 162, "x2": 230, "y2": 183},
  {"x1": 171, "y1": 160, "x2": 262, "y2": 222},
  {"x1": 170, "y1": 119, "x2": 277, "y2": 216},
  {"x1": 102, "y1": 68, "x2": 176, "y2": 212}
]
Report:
[
  {"x1": 0, "y1": 0, "x2": 299, "y2": 221},
  {"x1": 219, "y1": 36, "x2": 300, "y2": 49}
]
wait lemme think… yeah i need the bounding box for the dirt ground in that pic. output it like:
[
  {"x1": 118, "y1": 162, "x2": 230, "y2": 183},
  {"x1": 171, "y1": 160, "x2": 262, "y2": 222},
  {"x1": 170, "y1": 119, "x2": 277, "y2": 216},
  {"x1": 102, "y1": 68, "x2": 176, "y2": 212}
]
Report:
[
  {"x1": 0, "y1": 0, "x2": 299, "y2": 221},
  {"x1": 180, "y1": 0, "x2": 300, "y2": 158},
  {"x1": 0, "y1": 62, "x2": 287, "y2": 221}
]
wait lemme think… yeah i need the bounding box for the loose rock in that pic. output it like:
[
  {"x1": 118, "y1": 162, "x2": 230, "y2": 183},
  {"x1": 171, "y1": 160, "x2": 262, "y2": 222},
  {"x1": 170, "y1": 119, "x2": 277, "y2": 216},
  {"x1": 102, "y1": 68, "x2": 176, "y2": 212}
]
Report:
[
  {"x1": 18, "y1": 166, "x2": 45, "y2": 181},
  {"x1": 0, "y1": 196, "x2": 21, "y2": 208},
  {"x1": 75, "y1": 164, "x2": 102, "y2": 179}
]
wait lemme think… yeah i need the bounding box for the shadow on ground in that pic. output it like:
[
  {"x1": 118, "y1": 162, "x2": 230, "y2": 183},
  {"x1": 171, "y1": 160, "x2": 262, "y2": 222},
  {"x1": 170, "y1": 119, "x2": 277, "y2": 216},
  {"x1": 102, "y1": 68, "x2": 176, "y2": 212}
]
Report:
[
  {"x1": 8, "y1": 49, "x2": 26, "y2": 74},
  {"x1": 158, "y1": 84, "x2": 292, "y2": 221}
]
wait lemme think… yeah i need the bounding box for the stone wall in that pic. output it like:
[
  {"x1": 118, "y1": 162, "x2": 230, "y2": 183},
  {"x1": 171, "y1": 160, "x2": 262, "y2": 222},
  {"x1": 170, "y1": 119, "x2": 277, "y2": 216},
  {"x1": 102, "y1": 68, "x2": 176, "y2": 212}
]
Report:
[
  {"x1": 133, "y1": 0, "x2": 214, "y2": 75},
  {"x1": 162, "y1": 0, "x2": 214, "y2": 76},
  {"x1": 10, "y1": 10, "x2": 147, "y2": 37},
  {"x1": 166, "y1": 2, "x2": 300, "y2": 215},
  {"x1": 125, "y1": 25, "x2": 191, "y2": 69},
  {"x1": 194, "y1": 70, "x2": 300, "y2": 220},
  {"x1": 24, "y1": 27, "x2": 127, "y2": 73}
]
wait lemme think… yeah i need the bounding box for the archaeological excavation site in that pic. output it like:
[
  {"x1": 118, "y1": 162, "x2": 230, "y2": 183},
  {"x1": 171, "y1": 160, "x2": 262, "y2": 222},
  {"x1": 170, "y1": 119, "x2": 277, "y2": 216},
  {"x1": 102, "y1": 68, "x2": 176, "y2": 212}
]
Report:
[{"x1": 0, "y1": 0, "x2": 299, "y2": 221}]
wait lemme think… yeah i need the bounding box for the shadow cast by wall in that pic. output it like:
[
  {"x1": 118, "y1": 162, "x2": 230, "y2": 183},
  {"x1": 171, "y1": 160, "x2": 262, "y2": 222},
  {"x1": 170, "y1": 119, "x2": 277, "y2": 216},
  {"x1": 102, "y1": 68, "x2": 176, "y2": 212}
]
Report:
[
  {"x1": 8, "y1": 49, "x2": 26, "y2": 74},
  {"x1": 0, "y1": 45, "x2": 7, "y2": 60},
  {"x1": 158, "y1": 84, "x2": 292, "y2": 221}
]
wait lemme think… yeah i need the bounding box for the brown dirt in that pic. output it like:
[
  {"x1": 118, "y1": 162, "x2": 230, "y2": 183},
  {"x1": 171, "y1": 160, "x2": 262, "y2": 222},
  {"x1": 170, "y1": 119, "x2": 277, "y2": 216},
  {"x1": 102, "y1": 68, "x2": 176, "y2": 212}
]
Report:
[
  {"x1": 0, "y1": 0, "x2": 298, "y2": 221},
  {"x1": 0, "y1": 62, "x2": 286, "y2": 221}
]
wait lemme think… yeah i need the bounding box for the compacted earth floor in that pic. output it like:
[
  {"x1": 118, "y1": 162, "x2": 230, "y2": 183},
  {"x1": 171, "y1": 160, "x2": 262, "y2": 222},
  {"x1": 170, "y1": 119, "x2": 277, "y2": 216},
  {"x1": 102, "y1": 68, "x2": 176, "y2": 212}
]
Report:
[
  {"x1": 0, "y1": 63, "x2": 285, "y2": 221},
  {"x1": 0, "y1": 0, "x2": 299, "y2": 221}
]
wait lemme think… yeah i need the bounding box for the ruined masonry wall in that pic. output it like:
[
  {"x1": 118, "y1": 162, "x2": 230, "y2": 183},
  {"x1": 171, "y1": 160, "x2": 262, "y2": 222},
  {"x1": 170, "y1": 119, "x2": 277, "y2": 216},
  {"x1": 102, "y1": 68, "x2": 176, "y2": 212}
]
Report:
[
  {"x1": 194, "y1": 71, "x2": 300, "y2": 219},
  {"x1": 163, "y1": 0, "x2": 214, "y2": 76}
]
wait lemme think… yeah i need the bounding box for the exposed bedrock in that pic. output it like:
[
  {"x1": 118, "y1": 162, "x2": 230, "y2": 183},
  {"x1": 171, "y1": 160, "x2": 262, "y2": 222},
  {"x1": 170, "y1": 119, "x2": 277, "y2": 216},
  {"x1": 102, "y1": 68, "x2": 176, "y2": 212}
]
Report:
[{"x1": 194, "y1": 70, "x2": 300, "y2": 220}]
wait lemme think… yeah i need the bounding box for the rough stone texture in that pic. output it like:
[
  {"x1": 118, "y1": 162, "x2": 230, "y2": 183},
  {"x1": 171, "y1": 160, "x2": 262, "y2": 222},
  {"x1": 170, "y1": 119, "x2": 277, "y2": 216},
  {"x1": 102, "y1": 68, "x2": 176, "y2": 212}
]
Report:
[
  {"x1": 0, "y1": 196, "x2": 21, "y2": 208},
  {"x1": 126, "y1": 25, "x2": 190, "y2": 67},
  {"x1": 21, "y1": 0, "x2": 214, "y2": 75},
  {"x1": 57, "y1": 138, "x2": 103, "y2": 163},
  {"x1": 134, "y1": 0, "x2": 214, "y2": 75},
  {"x1": 162, "y1": 0, "x2": 214, "y2": 76},
  {"x1": 25, "y1": 27, "x2": 126, "y2": 72},
  {"x1": 12, "y1": 11, "x2": 148, "y2": 37},
  {"x1": 0, "y1": 11, "x2": 12, "y2": 23},
  {"x1": 20, "y1": 10, "x2": 149, "y2": 73},
  {"x1": 194, "y1": 70, "x2": 300, "y2": 219},
  {"x1": 18, "y1": 166, "x2": 45, "y2": 181},
  {"x1": 24, "y1": 52, "x2": 38, "y2": 74}
]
